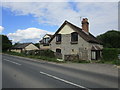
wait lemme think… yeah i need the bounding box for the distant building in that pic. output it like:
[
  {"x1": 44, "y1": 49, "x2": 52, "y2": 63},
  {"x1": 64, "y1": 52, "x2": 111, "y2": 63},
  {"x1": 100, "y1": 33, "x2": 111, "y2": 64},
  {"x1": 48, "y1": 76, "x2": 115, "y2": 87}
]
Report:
[
  {"x1": 49, "y1": 18, "x2": 103, "y2": 61},
  {"x1": 39, "y1": 34, "x2": 53, "y2": 50},
  {"x1": 11, "y1": 43, "x2": 39, "y2": 53}
]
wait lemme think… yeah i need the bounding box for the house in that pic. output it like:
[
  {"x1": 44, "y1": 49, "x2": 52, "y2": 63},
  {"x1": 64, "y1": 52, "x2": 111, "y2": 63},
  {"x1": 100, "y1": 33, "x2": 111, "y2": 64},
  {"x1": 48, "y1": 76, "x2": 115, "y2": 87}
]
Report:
[
  {"x1": 49, "y1": 18, "x2": 103, "y2": 61},
  {"x1": 39, "y1": 34, "x2": 53, "y2": 50},
  {"x1": 11, "y1": 43, "x2": 39, "y2": 53}
]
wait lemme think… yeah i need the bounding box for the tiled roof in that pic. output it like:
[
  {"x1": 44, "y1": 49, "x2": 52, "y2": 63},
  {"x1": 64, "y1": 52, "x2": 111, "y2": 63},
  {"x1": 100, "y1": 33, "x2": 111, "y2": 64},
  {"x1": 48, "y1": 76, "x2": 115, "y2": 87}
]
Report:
[
  {"x1": 91, "y1": 45, "x2": 102, "y2": 50},
  {"x1": 11, "y1": 43, "x2": 32, "y2": 49},
  {"x1": 46, "y1": 34, "x2": 53, "y2": 38}
]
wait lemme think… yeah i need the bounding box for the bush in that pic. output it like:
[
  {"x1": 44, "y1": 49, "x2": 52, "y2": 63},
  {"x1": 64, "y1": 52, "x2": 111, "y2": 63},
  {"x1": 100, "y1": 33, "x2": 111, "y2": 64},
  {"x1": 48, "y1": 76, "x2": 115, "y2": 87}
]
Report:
[
  {"x1": 24, "y1": 50, "x2": 36, "y2": 55},
  {"x1": 101, "y1": 48, "x2": 120, "y2": 65},
  {"x1": 6, "y1": 51, "x2": 25, "y2": 56},
  {"x1": 24, "y1": 49, "x2": 55, "y2": 58},
  {"x1": 112, "y1": 59, "x2": 120, "y2": 65},
  {"x1": 102, "y1": 48, "x2": 119, "y2": 60},
  {"x1": 5, "y1": 51, "x2": 62, "y2": 63},
  {"x1": 39, "y1": 49, "x2": 55, "y2": 58}
]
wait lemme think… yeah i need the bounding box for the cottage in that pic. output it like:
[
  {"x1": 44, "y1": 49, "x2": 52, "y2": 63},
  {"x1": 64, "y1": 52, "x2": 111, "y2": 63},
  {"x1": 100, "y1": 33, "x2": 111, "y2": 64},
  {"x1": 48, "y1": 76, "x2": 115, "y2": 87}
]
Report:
[
  {"x1": 39, "y1": 34, "x2": 53, "y2": 50},
  {"x1": 11, "y1": 43, "x2": 39, "y2": 53},
  {"x1": 49, "y1": 18, "x2": 103, "y2": 61}
]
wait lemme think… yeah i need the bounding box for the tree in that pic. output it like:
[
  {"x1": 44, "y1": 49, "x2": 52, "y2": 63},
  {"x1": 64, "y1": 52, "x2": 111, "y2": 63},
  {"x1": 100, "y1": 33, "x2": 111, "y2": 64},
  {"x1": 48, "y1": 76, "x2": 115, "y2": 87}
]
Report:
[
  {"x1": 34, "y1": 43, "x2": 40, "y2": 49},
  {"x1": 97, "y1": 30, "x2": 120, "y2": 48},
  {"x1": 0, "y1": 35, "x2": 12, "y2": 52},
  {"x1": 13, "y1": 42, "x2": 20, "y2": 46}
]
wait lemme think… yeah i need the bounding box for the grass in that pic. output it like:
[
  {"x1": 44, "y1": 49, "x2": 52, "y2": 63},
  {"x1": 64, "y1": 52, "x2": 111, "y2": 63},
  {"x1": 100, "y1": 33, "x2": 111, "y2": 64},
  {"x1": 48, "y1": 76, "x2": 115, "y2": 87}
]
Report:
[
  {"x1": 70, "y1": 59, "x2": 91, "y2": 63},
  {"x1": 4, "y1": 51, "x2": 65, "y2": 63},
  {"x1": 97, "y1": 59, "x2": 120, "y2": 65},
  {"x1": 4, "y1": 51, "x2": 120, "y2": 65},
  {"x1": 70, "y1": 58, "x2": 120, "y2": 65},
  {"x1": 91, "y1": 59, "x2": 120, "y2": 65}
]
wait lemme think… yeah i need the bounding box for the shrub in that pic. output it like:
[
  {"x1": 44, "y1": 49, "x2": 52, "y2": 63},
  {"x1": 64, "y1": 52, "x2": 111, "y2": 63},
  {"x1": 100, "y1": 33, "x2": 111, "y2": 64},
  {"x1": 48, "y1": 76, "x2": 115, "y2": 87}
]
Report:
[
  {"x1": 96, "y1": 48, "x2": 120, "y2": 65},
  {"x1": 102, "y1": 48, "x2": 119, "y2": 60},
  {"x1": 39, "y1": 49, "x2": 55, "y2": 58},
  {"x1": 112, "y1": 59, "x2": 120, "y2": 65},
  {"x1": 7, "y1": 51, "x2": 25, "y2": 56}
]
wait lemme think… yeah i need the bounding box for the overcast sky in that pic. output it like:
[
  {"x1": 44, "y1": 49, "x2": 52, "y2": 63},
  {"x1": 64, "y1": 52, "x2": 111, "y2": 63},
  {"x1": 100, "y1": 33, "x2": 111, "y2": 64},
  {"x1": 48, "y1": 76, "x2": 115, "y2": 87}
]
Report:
[{"x1": 0, "y1": 0, "x2": 119, "y2": 43}]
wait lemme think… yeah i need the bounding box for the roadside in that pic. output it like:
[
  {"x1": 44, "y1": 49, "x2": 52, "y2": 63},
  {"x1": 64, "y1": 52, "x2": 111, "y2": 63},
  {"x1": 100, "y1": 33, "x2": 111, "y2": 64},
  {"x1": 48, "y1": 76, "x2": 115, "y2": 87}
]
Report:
[
  {"x1": 4, "y1": 51, "x2": 64, "y2": 63},
  {"x1": 3, "y1": 53, "x2": 119, "y2": 78},
  {"x1": 4, "y1": 51, "x2": 120, "y2": 66},
  {"x1": 61, "y1": 62, "x2": 118, "y2": 77}
]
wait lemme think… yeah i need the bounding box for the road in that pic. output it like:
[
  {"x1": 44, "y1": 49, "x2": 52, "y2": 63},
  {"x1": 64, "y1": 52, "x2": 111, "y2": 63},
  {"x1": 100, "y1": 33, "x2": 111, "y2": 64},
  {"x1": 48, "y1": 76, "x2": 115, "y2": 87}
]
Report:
[{"x1": 2, "y1": 54, "x2": 119, "y2": 89}]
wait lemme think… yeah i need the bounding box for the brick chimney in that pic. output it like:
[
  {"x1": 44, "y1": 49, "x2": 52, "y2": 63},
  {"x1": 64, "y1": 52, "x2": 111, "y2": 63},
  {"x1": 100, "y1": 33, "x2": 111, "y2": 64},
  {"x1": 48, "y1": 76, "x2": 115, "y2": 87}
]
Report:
[{"x1": 82, "y1": 18, "x2": 89, "y2": 33}]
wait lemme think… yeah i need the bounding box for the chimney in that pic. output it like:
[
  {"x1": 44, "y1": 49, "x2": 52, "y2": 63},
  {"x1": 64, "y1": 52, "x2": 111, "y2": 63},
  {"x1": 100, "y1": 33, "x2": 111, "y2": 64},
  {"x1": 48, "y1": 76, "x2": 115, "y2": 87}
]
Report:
[{"x1": 82, "y1": 18, "x2": 89, "y2": 33}]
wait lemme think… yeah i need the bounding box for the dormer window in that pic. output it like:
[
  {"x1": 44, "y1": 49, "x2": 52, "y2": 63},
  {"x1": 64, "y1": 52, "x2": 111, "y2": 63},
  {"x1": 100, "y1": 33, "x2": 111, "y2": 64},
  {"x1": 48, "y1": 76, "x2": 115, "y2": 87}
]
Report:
[
  {"x1": 71, "y1": 32, "x2": 78, "y2": 44},
  {"x1": 56, "y1": 34, "x2": 61, "y2": 43},
  {"x1": 43, "y1": 37, "x2": 50, "y2": 46},
  {"x1": 43, "y1": 37, "x2": 50, "y2": 44}
]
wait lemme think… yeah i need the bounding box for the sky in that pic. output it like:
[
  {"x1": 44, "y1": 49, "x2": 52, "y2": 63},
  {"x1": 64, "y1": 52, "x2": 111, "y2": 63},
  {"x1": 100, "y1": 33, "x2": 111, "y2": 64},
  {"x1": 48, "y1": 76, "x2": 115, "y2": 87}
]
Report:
[{"x1": 0, "y1": 0, "x2": 119, "y2": 43}]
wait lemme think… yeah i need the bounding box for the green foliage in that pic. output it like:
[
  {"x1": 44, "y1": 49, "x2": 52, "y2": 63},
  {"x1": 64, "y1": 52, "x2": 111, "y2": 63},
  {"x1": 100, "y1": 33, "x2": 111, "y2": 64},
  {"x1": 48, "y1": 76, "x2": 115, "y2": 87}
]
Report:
[
  {"x1": 37, "y1": 49, "x2": 55, "y2": 58},
  {"x1": 13, "y1": 42, "x2": 20, "y2": 46},
  {"x1": 77, "y1": 60, "x2": 90, "y2": 63},
  {"x1": 24, "y1": 49, "x2": 55, "y2": 58},
  {"x1": 98, "y1": 59, "x2": 120, "y2": 65},
  {"x1": 102, "y1": 48, "x2": 118, "y2": 60},
  {"x1": 5, "y1": 51, "x2": 64, "y2": 63},
  {"x1": 1, "y1": 35, "x2": 12, "y2": 52},
  {"x1": 34, "y1": 43, "x2": 40, "y2": 49},
  {"x1": 6, "y1": 51, "x2": 26, "y2": 57},
  {"x1": 100, "y1": 48, "x2": 120, "y2": 65},
  {"x1": 97, "y1": 30, "x2": 120, "y2": 48}
]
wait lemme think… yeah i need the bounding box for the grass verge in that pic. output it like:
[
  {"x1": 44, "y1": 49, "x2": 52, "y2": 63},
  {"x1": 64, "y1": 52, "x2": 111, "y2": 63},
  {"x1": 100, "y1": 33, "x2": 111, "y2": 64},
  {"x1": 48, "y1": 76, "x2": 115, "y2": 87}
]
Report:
[
  {"x1": 91, "y1": 59, "x2": 120, "y2": 65},
  {"x1": 4, "y1": 51, "x2": 65, "y2": 63},
  {"x1": 4, "y1": 51, "x2": 120, "y2": 65}
]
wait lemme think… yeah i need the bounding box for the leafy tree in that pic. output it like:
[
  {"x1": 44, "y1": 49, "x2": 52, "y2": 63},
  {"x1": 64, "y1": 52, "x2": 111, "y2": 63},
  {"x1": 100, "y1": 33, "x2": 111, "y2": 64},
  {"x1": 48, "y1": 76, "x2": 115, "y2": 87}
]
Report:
[
  {"x1": 34, "y1": 43, "x2": 40, "y2": 49},
  {"x1": 13, "y1": 42, "x2": 20, "y2": 46},
  {"x1": 97, "y1": 30, "x2": 120, "y2": 48},
  {"x1": 0, "y1": 35, "x2": 12, "y2": 52}
]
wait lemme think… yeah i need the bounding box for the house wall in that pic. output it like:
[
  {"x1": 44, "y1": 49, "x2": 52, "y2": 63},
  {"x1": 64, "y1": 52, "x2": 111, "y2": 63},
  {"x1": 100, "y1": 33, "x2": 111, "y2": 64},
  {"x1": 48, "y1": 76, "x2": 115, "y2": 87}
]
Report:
[
  {"x1": 11, "y1": 49, "x2": 22, "y2": 53},
  {"x1": 44, "y1": 34, "x2": 50, "y2": 38},
  {"x1": 25, "y1": 44, "x2": 39, "y2": 50},
  {"x1": 50, "y1": 24, "x2": 91, "y2": 60},
  {"x1": 58, "y1": 24, "x2": 75, "y2": 34},
  {"x1": 40, "y1": 44, "x2": 50, "y2": 50}
]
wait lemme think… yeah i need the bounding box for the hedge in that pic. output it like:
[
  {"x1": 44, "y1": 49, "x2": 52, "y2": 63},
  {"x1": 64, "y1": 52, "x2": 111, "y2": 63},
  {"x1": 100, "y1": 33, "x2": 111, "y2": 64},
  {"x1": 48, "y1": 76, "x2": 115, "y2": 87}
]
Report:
[
  {"x1": 102, "y1": 48, "x2": 119, "y2": 60},
  {"x1": 24, "y1": 49, "x2": 55, "y2": 58}
]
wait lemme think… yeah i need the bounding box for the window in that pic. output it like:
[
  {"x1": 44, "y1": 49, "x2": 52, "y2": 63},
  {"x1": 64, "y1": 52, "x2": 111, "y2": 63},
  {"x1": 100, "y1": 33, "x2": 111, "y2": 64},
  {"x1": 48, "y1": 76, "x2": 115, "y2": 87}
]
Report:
[
  {"x1": 43, "y1": 38, "x2": 50, "y2": 44},
  {"x1": 43, "y1": 37, "x2": 50, "y2": 46},
  {"x1": 56, "y1": 34, "x2": 61, "y2": 42},
  {"x1": 56, "y1": 49, "x2": 61, "y2": 53},
  {"x1": 71, "y1": 32, "x2": 78, "y2": 43}
]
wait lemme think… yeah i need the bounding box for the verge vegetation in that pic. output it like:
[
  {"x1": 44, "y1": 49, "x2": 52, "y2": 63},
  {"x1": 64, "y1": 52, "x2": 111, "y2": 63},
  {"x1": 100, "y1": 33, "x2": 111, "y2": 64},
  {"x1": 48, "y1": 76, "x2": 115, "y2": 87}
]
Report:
[
  {"x1": 5, "y1": 50, "x2": 65, "y2": 63},
  {"x1": 4, "y1": 48, "x2": 120, "y2": 65}
]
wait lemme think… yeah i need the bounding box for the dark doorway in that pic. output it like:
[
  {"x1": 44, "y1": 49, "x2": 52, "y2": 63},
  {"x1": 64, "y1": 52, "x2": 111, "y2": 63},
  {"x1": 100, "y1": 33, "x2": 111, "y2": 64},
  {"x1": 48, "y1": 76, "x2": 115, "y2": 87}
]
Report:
[
  {"x1": 91, "y1": 50, "x2": 101, "y2": 60},
  {"x1": 56, "y1": 49, "x2": 61, "y2": 53}
]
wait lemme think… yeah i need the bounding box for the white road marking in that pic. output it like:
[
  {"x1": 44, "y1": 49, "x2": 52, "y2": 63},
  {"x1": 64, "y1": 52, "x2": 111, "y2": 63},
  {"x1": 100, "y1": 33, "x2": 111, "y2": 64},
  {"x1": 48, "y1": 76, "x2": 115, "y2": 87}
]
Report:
[
  {"x1": 3, "y1": 59, "x2": 22, "y2": 66},
  {"x1": 40, "y1": 71, "x2": 90, "y2": 90}
]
